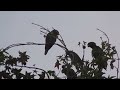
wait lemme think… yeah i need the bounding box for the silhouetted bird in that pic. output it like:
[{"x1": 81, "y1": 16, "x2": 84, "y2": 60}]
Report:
[
  {"x1": 88, "y1": 42, "x2": 103, "y2": 59},
  {"x1": 45, "y1": 30, "x2": 59, "y2": 55},
  {"x1": 66, "y1": 50, "x2": 83, "y2": 70},
  {"x1": 88, "y1": 42, "x2": 107, "y2": 70}
]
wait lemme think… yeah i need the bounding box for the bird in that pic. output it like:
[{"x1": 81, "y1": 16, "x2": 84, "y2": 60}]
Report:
[
  {"x1": 44, "y1": 30, "x2": 59, "y2": 55},
  {"x1": 87, "y1": 42, "x2": 103, "y2": 59},
  {"x1": 87, "y1": 42, "x2": 107, "y2": 70},
  {"x1": 66, "y1": 50, "x2": 83, "y2": 70}
]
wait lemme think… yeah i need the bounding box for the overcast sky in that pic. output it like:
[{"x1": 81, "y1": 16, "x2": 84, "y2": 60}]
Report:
[{"x1": 0, "y1": 11, "x2": 120, "y2": 77}]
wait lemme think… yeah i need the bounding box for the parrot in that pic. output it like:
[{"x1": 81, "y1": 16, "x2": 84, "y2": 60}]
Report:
[
  {"x1": 87, "y1": 42, "x2": 107, "y2": 70},
  {"x1": 87, "y1": 42, "x2": 103, "y2": 59},
  {"x1": 44, "y1": 30, "x2": 59, "y2": 55},
  {"x1": 66, "y1": 50, "x2": 83, "y2": 70}
]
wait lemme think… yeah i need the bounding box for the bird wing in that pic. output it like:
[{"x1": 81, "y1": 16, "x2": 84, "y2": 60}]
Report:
[
  {"x1": 92, "y1": 46, "x2": 103, "y2": 59},
  {"x1": 45, "y1": 32, "x2": 57, "y2": 55}
]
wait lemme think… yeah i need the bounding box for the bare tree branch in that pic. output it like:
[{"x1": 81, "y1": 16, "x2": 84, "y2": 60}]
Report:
[{"x1": 2, "y1": 42, "x2": 67, "y2": 52}]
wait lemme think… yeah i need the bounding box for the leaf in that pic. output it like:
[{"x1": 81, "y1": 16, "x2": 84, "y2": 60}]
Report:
[
  {"x1": 110, "y1": 59, "x2": 115, "y2": 69},
  {"x1": 18, "y1": 51, "x2": 30, "y2": 65},
  {"x1": 38, "y1": 72, "x2": 45, "y2": 79},
  {"x1": 101, "y1": 41, "x2": 106, "y2": 49},
  {"x1": 5, "y1": 56, "x2": 17, "y2": 66},
  {"x1": 108, "y1": 75, "x2": 116, "y2": 79},
  {"x1": 82, "y1": 45, "x2": 86, "y2": 49},
  {"x1": 57, "y1": 55, "x2": 63, "y2": 59},
  {"x1": 47, "y1": 70, "x2": 55, "y2": 76},
  {"x1": 11, "y1": 68, "x2": 22, "y2": 75},
  {"x1": 0, "y1": 51, "x2": 6, "y2": 62},
  {"x1": 54, "y1": 60, "x2": 61, "y2": 69},
  {"x1": 78, "y1": 42, "x2": 81, "y2": 46},
  {"x1": 16, "y1": 73, "x2": 24, "y2": 79},
  {"x1": 1, "y1": 71, "x2": 12, "y2": 79},
  {"x1": 23, "y1": 71, "x2": 35, "y2": 79},
  {"x1": 33, "y1": 70, "x2": 38, "y2": 74},
  {"x1": 53, "y1": 76, "x2": 61, "y2": 79}
]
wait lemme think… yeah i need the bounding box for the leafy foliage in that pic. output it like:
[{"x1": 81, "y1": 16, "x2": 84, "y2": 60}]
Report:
[{"x1": 0, "y1": 24, "x2": 119, "y2": 79}]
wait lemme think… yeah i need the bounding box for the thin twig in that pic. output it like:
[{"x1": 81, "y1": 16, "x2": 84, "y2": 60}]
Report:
[
  {"x1": 2, "y1": 42, "x2": 67, "y2": 52},
  {"x1": 115, "y1": 48, "x2": 120, "y2": 79},
  {"x1": 3, "y1": 42, "x2": 45, "y2": 51},
  {"x1": 32, "y1": 23, "x2": 50, "y2": 32},
  {"x1": 82, "y1": 48, "x2": 85, "y2": 61},
  {"x1": 97, "y1": 28, "x2": 109, "y2": 44},
  {"x1": 40, "y1": 30, "x2": 47, "y2": 35},
  {"x1": 56, "y1": 68, "x2": 62, "y2": 76},
  {"x1": 55, "y1": 43, "x2": 67, "y2": 50},
  {"x1": 59, "y1": 34, "x2": 67, "y2": 49}
]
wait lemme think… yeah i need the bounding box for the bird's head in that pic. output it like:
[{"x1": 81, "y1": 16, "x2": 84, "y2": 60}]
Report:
[
  {"x1": 87, "y1": 42, "x2": 97, "y2": 49},
  {"x1": 52, "y1": 30, "x2": 59, "y2": 35}
]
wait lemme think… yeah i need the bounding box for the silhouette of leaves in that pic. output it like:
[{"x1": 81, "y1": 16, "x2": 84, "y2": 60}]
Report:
[
  {"x1": 38, "y1": 72, "x2": 45, "y2": 79},
  {"x1": 17, "y1": 51, "x2": 30, "y2": 65},
  {"x1": 54, "y1": 60, "x2": 61, "y2": 69}
]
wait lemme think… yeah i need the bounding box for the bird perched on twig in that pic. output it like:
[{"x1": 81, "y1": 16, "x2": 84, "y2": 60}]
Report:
[
  {"x1": 87, "y1": 42, "x2": 107, "y2": 70},
  {"x1": 88, "y1": 42, "x2": 103, "y2": 59},
  {"x1": 45, "y1": 30, "x2": 59, "y2": 55}
]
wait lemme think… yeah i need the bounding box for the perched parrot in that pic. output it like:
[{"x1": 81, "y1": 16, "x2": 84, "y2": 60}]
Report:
[
  {"x1": 44, "y1": 30, "x2": 59, "y2": 55},
  {"x1": 87, "y1": 42, "x2": 107, "y2": 70},
  {"x1": 87, "y1": 42, "x2": 103, "y2": 59},
  {"x1": 66, "y1": 50, "x2": 83, "y2": 70}
]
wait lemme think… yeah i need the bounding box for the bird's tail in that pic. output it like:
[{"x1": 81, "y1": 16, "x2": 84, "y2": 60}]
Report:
[{"x1": 44, "y1": 50, "x2": 48, "y2": 55}]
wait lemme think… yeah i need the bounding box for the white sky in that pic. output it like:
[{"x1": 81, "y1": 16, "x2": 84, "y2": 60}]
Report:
[{"x1": 0, "y1": 11, "x2": 120, "y2": 78}]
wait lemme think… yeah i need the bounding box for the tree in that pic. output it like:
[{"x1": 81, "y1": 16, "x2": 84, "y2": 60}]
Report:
[{"x1": 0, "y1": 23, "x2": 119, "y2": 79}]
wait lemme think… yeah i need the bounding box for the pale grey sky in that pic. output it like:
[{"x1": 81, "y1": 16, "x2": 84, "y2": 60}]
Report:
[{"x1": 0, "y1": 11, "x2": 120, "y2": 77}]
